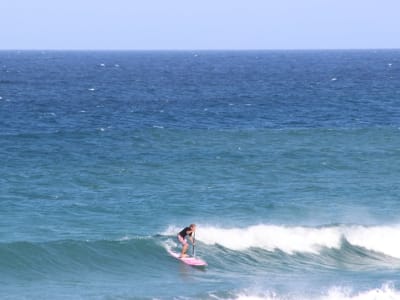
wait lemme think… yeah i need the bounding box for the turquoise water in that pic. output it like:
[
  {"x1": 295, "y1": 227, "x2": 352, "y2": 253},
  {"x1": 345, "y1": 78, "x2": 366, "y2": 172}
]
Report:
[{"x1": 1, "y1": 50, "x2": 400, "y2": 299}]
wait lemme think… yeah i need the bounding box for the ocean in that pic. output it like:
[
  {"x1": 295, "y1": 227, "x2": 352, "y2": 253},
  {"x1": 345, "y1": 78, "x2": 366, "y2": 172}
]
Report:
[{"x1": 1, "y1": 50, "x2": 400, "y2": 299}]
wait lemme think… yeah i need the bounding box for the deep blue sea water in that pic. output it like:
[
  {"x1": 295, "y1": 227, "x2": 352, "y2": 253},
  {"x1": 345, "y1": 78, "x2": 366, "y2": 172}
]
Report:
[{"x1": 1, "y1": 50, "x2": 400, "y2": 299}]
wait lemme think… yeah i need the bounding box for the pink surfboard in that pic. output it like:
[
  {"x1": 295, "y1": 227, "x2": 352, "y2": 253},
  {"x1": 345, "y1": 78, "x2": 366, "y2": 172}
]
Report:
[{"x1": 168, "y1": 249, "x2": 207, "y2": 267}]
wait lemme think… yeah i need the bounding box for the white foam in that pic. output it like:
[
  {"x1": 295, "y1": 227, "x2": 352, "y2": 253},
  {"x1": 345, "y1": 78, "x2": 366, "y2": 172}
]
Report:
[
  {"x1": 235, "y1": 291, "x2": 279, "y2": 300},
  {"x1": 344, "y1": 225, "x2": 400, "y2": 259},
  {"x1": 116, "y1": 235, "x2": 151, "y2": 241},
  {"x1": 224, "y1": 284, "x2": 400, "y2": 300},
  {"x1": 322, "y1": 284, "x2": 400, "y2": 300},
  {"x1": 164, "y1": 224, "x2": 400, "y2": 257},
  {"x1": 197, "y1": 224, "x2": 340, "y2": 254}
]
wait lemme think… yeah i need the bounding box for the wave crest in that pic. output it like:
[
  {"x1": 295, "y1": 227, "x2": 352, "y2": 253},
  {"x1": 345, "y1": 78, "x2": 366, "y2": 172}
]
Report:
[{"x1": 164, "y1": 224, "x2": 400, "y2": 258}]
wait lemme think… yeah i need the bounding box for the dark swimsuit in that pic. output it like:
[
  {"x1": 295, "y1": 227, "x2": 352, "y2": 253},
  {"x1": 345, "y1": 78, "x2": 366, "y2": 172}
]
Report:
[{"x1": 179, "y1": 227, "x2": 193, "y2": 238}]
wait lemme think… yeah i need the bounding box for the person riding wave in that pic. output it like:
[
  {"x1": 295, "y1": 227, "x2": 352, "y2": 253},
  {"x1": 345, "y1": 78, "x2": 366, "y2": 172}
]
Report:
[{"x1": 177, "y1": 224, "x2": 196, "y2": 257}]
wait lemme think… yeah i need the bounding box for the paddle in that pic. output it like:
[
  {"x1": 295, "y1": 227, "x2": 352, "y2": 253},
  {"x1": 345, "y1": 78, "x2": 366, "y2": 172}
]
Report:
[{"x1": 192, "y1": 232, "x2": 196, "y2": 257}]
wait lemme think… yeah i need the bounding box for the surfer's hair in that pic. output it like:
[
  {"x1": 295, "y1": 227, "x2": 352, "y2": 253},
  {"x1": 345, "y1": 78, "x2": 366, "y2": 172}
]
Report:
[{"x1": 190, "y1": 224, "x2": 196, "y2": 228}]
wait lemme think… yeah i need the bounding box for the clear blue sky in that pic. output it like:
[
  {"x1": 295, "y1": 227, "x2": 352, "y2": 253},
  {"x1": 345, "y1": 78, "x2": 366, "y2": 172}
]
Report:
[{"x1": 1, "y1": 0, "x2": 399, "y2": 50}]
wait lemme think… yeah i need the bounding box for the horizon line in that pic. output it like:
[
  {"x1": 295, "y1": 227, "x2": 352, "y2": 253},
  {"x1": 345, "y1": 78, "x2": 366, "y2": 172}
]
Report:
[{"x1": 1, "y1": 48, "x2": 400, "y2": 52}]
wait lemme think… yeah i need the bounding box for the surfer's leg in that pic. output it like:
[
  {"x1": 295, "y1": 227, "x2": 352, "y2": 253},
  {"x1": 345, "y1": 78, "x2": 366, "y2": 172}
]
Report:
[
  {"x1": 178, "y1": 235, "x2": 189, "y2": 257},
  {"x1": 181, "y1": 244, "x2": 189, "y2": 257}
]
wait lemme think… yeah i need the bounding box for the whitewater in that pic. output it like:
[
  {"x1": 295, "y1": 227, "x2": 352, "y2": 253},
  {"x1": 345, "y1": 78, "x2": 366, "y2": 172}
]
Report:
[{"x1": 165, "y1": 224, "x2": 400, "y2": 259}]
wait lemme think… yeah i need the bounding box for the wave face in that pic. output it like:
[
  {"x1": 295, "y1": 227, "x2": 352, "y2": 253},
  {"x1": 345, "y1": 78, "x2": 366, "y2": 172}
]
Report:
[
  {"x1": 0, "y1": 237, "x2": 167, "y2": 279},
  {"x1": 3, "y1": 224, "x2": 400, "y2": 281}
]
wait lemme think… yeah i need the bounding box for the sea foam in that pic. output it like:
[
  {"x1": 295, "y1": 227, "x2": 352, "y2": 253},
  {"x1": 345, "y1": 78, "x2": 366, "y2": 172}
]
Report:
[
  {"x1": 229, "y1": 284, "x2": 400, "y2": 300},
  {"x1": 164, "y1": 224, "x2": 400, "y2": 258},
  {"x1": 322, "y1": 284, "x2": 400, "y2": 300}
]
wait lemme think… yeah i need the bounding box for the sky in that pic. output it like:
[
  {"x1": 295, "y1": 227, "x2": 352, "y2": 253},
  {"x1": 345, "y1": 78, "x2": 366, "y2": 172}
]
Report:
[{"x1": 0, "y1": 0, "x2": 399, "y2": 50}]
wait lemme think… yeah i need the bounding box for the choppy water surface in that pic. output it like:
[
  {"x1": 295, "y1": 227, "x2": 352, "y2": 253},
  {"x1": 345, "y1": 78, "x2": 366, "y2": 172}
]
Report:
[{"x1": 1, "y1": 50, "x2": 400, "y2": 299}]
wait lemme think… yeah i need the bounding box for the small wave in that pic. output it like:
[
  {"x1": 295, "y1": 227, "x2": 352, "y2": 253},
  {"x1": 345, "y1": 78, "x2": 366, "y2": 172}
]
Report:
[{"x1": 163, "y1": 224, "x2": 400, "y2": 258}]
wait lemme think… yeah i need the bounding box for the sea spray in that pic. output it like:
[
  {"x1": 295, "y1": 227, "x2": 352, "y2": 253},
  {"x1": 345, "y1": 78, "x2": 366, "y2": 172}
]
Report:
[{"x1": 164, "y1": 224, "x2": 400, "y2": 258}]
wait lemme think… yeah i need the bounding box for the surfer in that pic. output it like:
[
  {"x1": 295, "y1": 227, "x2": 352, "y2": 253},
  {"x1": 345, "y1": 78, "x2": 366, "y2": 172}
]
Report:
[{"x1": 178, "y1": 224, "x2": 196, "y2": 258}]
